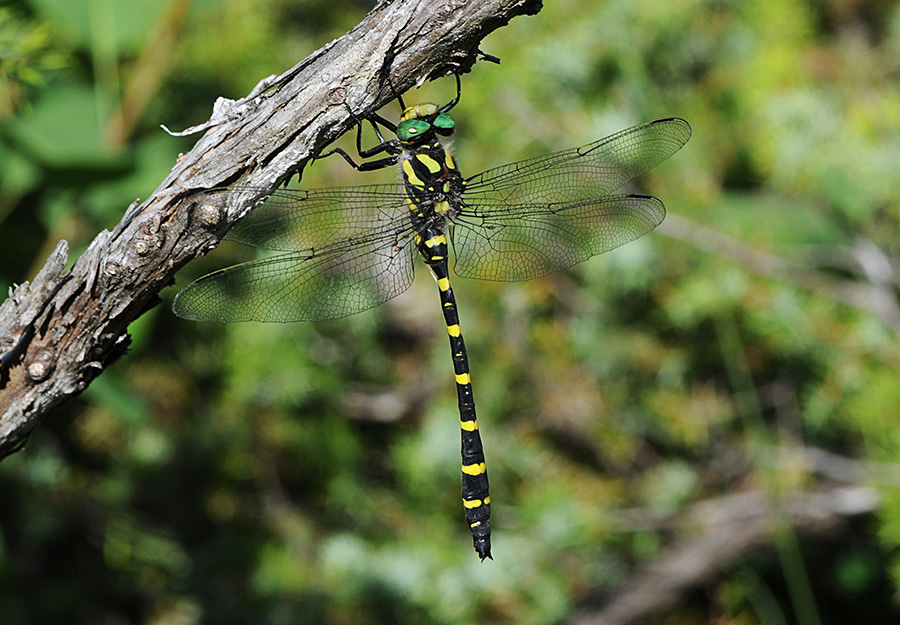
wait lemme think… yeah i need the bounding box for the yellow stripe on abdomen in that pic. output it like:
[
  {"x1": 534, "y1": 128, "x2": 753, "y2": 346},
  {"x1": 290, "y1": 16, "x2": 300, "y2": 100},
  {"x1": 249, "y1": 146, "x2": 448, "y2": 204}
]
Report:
[{"x1": 462, "y1": 462, "x2": 486, "y2": 476}]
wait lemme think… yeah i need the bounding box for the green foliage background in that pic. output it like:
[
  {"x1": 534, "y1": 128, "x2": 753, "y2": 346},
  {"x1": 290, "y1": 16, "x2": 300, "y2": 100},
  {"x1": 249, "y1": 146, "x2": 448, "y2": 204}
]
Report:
[{"x1": 2, "y1": 0, "x2": 900, "y2": 623}]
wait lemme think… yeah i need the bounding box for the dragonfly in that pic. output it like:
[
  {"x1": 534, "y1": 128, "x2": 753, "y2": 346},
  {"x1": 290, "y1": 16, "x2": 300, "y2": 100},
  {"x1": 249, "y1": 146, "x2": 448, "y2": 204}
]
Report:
[{"x1": 173, "y1": 76, "x2": 692, "y2": 560}]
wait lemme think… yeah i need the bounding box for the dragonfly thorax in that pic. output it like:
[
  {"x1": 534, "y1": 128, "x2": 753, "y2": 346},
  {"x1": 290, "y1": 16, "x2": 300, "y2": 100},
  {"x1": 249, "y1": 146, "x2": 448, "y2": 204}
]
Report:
[{"x1": 400, "y1": 140, "x2": 465, "y2": 222}]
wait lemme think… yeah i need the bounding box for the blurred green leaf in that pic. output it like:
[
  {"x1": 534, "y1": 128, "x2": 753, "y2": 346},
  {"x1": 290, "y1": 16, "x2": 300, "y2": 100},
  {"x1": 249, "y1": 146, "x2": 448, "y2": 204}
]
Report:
[
  {"x1": 28, "y1": 0, "x2": 168, "y2": 52},
  {"x1": 6, "y1": 82, "x2": 122, "y2": 168}
]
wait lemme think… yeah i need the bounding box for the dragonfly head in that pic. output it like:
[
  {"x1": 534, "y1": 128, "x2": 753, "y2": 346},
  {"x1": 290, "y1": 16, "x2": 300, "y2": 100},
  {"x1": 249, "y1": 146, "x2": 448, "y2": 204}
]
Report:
[{"x1": 397, "y1": 102, "x2": 455, "y2": 144}]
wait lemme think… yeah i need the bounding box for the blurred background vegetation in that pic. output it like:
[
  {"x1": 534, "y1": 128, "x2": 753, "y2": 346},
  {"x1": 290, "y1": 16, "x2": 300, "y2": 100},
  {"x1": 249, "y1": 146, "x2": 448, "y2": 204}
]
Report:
[{"x1": 2, "y1": 0, "x2": 900, "y2": 623}]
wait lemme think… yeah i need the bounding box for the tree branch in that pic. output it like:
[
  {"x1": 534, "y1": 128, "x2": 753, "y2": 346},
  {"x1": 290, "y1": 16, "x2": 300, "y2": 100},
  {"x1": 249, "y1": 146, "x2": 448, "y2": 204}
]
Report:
[{"x1": 0, "y1": 0, "x2": 543, "y2": 460}]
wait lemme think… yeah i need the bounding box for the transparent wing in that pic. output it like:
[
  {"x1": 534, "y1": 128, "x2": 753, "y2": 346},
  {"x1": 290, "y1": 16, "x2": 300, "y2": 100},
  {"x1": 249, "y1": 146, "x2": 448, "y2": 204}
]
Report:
[
  {"x1": 173, "y1": 235, "x2": 416, "y2": 322},
  {"x1": 218, "y1": 184, "x2": 410, "y2": 251},
  {"x1": 452, "y1": 195, "x2": 664, "y2": 281},
  {"x1": 454, "y1": 118, "x2": 690, "y2": 280},
  {"x1": 174, "y1": 185, "x2": 417, "y2": 322},
  {"x1": 462, "y1": 118, "x2": 691, "y2": 205}
]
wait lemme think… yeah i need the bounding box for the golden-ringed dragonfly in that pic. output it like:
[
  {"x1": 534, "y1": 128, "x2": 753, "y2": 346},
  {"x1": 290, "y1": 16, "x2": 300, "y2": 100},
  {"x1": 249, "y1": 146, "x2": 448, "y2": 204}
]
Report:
[{"x1": 173, "y1": 76, "x2": 692, "y2": 560}]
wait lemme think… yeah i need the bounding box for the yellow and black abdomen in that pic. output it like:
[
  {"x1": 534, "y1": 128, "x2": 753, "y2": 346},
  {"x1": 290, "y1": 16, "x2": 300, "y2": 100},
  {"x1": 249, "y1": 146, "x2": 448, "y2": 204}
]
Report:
[
  {"x1": 403, "y1": 140, "x2": 492, "y2": 560},
  {"x1": 420, "y1": 230, "x2": 492, "y2": 561}
]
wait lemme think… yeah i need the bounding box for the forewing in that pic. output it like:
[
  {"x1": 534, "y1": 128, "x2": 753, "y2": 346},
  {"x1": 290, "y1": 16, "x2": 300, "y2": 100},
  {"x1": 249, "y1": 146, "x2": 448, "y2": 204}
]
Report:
[
  {"x1": 452, "y1": 195, "x2": 665, "y2": 281},
  {"x1": 173, "y1": 234, "x2": 417, "y2": 322},
  {"x1": 219, "y1": 184, "x2": 410, "y2": 251},
  {"x1": 452, "y1": 118, "x2": 689, "y2": 281},
  {"x1": 462, "y1": 118, "x2": 691, "y2": 207}
]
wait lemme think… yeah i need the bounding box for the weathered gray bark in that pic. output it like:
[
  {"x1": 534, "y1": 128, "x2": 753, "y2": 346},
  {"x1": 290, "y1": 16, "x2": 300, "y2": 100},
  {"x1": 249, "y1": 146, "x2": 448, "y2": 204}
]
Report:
[{"x1": 0, "y1": 0, "x2": 543, "y2": 460}]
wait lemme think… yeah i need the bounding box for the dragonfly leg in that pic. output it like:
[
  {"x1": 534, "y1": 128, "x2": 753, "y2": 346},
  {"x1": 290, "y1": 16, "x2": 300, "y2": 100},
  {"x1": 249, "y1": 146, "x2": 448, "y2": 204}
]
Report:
[
  {"x1": 438, "y1": 74, "x2": 462, "y2": 114},
  {"x1": 316, "y1": 105, "x2": 402, "y2": 171},
  {"x1": 317, "y1": 147, "x2": 399, "y2": 172},
  {"x1": 316, "y1": 118, "x2": 400, "y2": 170},
  {"x1": 476, "y1": 48, "x2": 502, "y2": 64},
  {"x1": 366, "y1": 112, "x2": 398, "y2": 138}
]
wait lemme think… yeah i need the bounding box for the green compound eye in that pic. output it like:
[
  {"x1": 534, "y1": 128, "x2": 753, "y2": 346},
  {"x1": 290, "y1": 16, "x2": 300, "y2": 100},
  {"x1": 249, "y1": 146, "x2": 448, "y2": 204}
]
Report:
[
  {"x1": 397, "y1": 119, "x2": 431, "y2": 142},
  {"x1": 433, "y1": 113, "x2": 455, "y2": 133}
]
